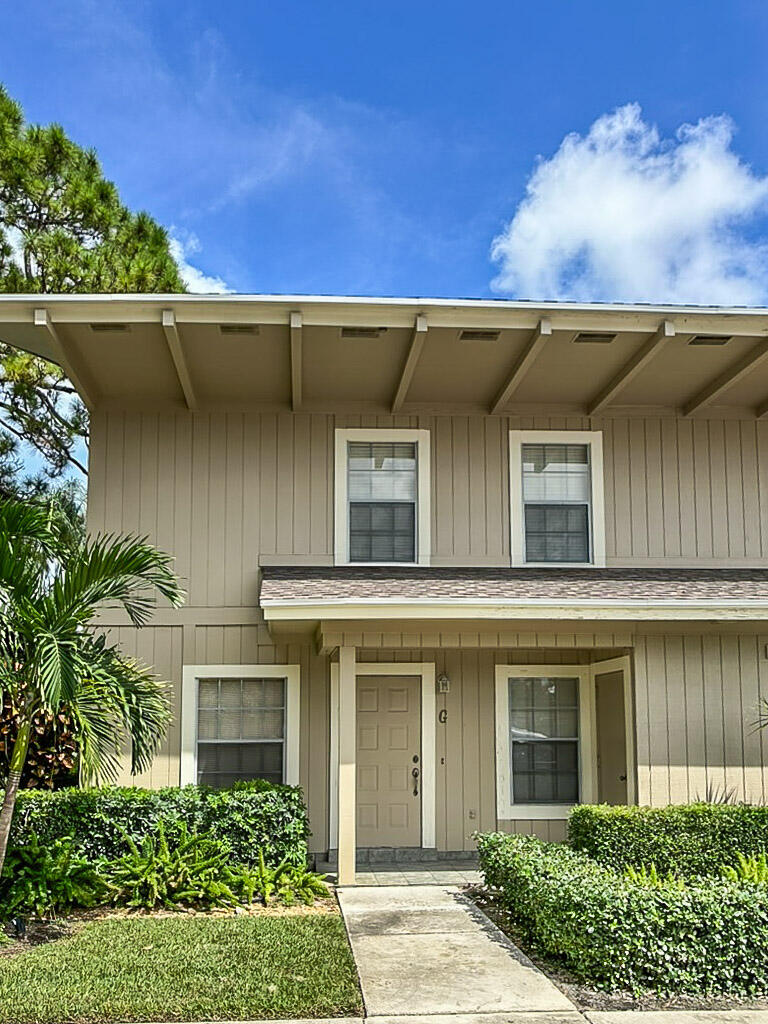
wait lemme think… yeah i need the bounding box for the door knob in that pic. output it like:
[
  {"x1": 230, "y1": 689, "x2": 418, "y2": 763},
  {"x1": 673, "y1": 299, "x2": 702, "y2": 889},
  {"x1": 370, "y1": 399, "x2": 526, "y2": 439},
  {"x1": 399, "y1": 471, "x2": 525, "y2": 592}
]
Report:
[{"x1": 412, "y1": 766, "x2": 419, "y2": 797}]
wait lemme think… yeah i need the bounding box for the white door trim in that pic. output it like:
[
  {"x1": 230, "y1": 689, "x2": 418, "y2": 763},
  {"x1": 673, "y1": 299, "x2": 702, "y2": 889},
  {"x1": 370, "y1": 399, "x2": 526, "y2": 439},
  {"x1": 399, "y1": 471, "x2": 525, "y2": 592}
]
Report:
[{"x1": 330, "y1": 661, "x2": 436, "y2": 849}]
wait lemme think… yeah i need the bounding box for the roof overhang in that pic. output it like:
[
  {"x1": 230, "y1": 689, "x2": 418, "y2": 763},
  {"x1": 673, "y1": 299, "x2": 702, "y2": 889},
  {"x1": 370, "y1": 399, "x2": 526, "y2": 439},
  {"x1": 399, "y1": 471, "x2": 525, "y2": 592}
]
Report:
[
  {"x1": 262, "y1": 598, "x2": 768, "y2": 630},
  {"x1": 3, "y1": 293, "x2": 768, "y2": 417},
  {"x1": 260, "y1": 566, "x2": 768, "y2": 638}
]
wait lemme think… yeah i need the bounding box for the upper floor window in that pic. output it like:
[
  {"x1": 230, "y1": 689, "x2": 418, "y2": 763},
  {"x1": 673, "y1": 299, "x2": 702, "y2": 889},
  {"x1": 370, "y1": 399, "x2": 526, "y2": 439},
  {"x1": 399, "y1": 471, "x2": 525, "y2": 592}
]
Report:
[
  {"x1": 509, "y1": 430, "x2": 605, "y2": 567},
  {"x1": 334, "y1": 428, "x2": 431, "y2": 565}
]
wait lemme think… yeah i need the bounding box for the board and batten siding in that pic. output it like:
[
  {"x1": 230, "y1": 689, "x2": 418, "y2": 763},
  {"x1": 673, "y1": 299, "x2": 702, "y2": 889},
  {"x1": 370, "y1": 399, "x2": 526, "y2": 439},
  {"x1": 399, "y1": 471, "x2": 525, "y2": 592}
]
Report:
[
  {"x1": 88, "y1": 411, "x2": 768, "y2": 597},
  {"x1": 104, "y1": 629, "x2": 768, "y2": 853},
  {"x1": 87, "y1": 409, "x2": 768, "y2": 850}
]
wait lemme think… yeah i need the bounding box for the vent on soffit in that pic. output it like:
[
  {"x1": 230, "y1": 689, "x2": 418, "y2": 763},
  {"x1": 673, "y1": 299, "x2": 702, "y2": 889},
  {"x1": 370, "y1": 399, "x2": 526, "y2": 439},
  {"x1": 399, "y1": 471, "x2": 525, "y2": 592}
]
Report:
[
  {"x1": 340, "y1": 326, "x2": 387, "y2": 339},
  {"x1": 688, "y1": 334, "x2": 732, "y2": 346},
  {"x1": 220, "y1": 324, "x2": 259, "y2": 335},
  {"x1": 458, "y1": 329, "x2": 501, "y2": 342},
  {"x1": 89, "y1": 323, "x2": 130, "y2": 333},
  {"x1": 572, "y1": 331, "x2": 616, "y2": 344}
]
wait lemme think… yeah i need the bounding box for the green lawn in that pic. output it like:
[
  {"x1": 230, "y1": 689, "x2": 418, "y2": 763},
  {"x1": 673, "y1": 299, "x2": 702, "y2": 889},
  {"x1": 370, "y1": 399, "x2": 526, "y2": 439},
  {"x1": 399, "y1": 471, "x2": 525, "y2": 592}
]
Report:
[{"x1": 0, "y1": 914, "x2": 363, "y2": 1023}]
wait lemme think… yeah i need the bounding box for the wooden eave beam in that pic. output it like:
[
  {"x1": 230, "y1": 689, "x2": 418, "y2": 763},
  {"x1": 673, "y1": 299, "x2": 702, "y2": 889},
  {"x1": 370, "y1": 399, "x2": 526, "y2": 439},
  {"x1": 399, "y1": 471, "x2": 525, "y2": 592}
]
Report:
[
  {"x1": 490, "y1": 318, "x2": 552, "y2": 414},
  {"x1": 391, "y1": 314, "x2": 428, "y2": 413},
  {"x1": 683, "y1": 338, "x2": 768, "y2": 417},
  {"x1": 162, "y1": 309, "x2": 197, "y2": 410},
  {"x1": 290, "y1": 311, "x2": 303, "y2": 411},
  {"x1": 587, "y1": 319, "x2": 675, "y2": 416},
  {"x1": 33, "y1": 308, "x2": 98, "y2": 411}
]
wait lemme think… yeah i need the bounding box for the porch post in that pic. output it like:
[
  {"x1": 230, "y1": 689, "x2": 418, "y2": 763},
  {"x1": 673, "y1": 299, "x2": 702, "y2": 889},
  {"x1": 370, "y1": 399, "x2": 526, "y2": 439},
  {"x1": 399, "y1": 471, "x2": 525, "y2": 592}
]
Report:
[{"x1": 337, "y1": 646, "x2": 357, "y2": 885}]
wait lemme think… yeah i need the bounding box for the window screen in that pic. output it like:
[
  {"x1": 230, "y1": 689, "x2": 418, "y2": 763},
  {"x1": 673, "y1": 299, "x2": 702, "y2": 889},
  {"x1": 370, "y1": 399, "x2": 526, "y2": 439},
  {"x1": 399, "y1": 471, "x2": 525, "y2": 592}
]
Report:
[
  {"x1": 197, "y1": 677, "x2": 285, "y2": 788},
  {"x1": 521, "y1": 443, "x2": 591, "y2": 562},
  {"x1": 508, "y1": 676, "x2": 580, "y2": 804},
  {"x1": 347, "y1": 441, "x2": 417, "y2": 562}
]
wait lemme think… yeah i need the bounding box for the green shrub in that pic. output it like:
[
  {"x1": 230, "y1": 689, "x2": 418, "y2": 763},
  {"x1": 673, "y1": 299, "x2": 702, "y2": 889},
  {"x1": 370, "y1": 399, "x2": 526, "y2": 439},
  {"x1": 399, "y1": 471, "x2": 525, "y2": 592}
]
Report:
[
  {"x1": 722, "y1": 852, "x2": 768, "y2": 883},
  {"x1": 104, "y1": 822, "x2": 240, "y2": 909},
  {"x1": 0, "y1": 833, "x2": 106, "y2": 917},
  {"x1": 7, "y1": 781, "x2": 310, "y2": 866},
  {"x1": 477, "y1": 830, "x2": 768, "y2": 995},
  {"x1": 569, "y1": 802, "x2": 768, "y2": 876}
]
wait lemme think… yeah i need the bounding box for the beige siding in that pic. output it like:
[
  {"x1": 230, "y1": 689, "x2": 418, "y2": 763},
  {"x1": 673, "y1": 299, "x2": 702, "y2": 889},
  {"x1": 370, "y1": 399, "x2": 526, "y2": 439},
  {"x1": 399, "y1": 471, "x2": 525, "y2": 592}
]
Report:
[
  {"x1": 634, "y1": 632, "x2": 768, "y2": 805},
  {"x1": 103, "y1": 622, "x2": 768, "y2": 853},
  {"x1": 89, "y1": 411, "x2": 768, "y2": 593},
  {"x1": 88, "y1": 409, "x2": 768, "y2": 853}
]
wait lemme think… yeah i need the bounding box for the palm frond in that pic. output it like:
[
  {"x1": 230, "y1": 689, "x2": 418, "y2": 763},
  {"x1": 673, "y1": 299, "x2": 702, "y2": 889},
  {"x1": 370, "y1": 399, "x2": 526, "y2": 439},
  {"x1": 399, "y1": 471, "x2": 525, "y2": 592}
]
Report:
[
  {"x1": 33, "y1": 631, "x2": 82, "y2": 708},
  {"x1": 71, "y1": 636, "x2": 171, "y2": 783},
  {"x1": 48, "y1": 533, "x2": 184, "y2": 628}
]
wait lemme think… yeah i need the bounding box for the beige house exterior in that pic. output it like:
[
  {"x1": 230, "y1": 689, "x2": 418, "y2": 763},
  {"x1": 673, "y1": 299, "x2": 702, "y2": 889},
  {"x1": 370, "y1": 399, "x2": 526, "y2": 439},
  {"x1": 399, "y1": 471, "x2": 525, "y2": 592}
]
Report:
[{"x1": 3, "y1": 293, "x2": 768, "y2": 884}]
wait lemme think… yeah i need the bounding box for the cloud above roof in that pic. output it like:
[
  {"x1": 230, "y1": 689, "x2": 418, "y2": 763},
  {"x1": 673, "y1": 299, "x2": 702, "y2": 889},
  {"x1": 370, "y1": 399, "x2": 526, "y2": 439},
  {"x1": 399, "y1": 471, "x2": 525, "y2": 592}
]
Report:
[
  {"x1": 169, "y1": 231, "x2": 231, "y2": 294},
  {"x1": 491, "y1": 103, "x2": 768, "y2": 305}
]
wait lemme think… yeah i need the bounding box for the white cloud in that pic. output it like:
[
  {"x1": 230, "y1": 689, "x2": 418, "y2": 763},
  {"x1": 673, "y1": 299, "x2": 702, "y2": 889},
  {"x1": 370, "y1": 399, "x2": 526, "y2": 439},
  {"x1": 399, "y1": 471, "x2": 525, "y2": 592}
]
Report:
[
  {"x1": 169, "y1": 232, "x2": 231, "y2": 294},
  {"x1": 491, "y1": 103, "x2": 768, "y2": 305}
]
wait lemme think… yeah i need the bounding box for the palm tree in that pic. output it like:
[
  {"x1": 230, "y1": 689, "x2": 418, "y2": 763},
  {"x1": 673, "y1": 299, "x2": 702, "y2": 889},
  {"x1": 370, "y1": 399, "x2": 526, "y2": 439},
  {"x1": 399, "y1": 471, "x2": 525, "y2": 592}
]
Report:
[{"x1": 0, "y1": 497, "x2": 184, "y2": 875}]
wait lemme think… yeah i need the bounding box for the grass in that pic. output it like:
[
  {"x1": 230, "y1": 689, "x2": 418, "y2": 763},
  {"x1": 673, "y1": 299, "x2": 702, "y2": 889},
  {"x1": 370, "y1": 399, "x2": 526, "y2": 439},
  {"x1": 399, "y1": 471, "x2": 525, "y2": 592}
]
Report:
[{"x1": 0, "y1": 913, "x2": 363, "y2": 1023}]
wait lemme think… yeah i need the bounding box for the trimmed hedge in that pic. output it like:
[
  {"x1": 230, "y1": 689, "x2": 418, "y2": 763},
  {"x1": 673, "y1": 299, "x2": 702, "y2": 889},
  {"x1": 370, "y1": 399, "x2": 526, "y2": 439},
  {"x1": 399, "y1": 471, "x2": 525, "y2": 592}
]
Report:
[
  {"x1": 569, "y1": 803, "x2": 768, "y2": 876},
  {"x1": 8, "y1": 782, "x2": 310, "y2": 866},
  {"x1": 477, "y1": 830, "x2": 768, "y2": 995}
]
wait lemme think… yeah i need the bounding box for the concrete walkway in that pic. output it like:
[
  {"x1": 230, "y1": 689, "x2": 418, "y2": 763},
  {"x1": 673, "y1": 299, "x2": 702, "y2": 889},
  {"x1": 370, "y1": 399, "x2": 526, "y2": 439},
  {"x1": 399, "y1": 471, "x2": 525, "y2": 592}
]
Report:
[{"x1": 337, "y1": 884, "x2": 579, "y2": 1019}]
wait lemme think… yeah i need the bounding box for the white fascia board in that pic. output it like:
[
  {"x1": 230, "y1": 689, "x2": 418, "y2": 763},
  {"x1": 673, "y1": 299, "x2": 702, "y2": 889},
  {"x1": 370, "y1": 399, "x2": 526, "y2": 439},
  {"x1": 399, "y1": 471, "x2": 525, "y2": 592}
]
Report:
[
  {"x1": 261, "y1": 598, "x2": 768, "y2": 622},
  {"x1": 2, "y1": 293, "x2": 768, "y2": 321}
]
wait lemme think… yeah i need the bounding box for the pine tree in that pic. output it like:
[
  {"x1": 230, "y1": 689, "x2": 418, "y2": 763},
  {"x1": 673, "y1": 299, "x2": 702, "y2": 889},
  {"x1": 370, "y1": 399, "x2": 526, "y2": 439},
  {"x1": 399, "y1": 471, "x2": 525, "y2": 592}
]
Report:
[{"x1": 0, "y1": 84, "x2": 186, "y2": 495}]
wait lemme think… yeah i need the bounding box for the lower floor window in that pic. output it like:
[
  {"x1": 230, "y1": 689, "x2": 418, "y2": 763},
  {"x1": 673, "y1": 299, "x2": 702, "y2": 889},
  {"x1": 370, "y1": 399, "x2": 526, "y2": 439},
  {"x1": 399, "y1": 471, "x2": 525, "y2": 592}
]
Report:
[
  {"x1": 508, "y1": 676, "x2": 580, "y2": 804},
  {"x1": 197, "y1": 677, "x2": 286, "y2": 787}
]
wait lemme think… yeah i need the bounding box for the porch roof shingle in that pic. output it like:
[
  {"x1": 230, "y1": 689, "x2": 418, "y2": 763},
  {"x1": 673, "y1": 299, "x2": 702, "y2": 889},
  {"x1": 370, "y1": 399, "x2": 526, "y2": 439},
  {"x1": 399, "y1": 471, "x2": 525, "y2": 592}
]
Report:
[{"x1": 259, "y1": 565, "x2": 768, "y2": 605}]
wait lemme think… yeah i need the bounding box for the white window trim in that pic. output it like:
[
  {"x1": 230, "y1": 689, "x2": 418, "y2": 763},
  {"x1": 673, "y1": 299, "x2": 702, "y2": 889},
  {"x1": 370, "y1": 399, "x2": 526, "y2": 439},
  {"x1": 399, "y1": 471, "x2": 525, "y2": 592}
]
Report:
[
  {"x1": 180, "y1": 664, "x2": 301, "y2": 787},
  {"x1": 494, "y1": 664, "x2": 596, "y2": 820},
  {"x1": 334, "y1": 427, "x2": 431, "y2": 566},
  {"x1": 329, "y1": 661, "x2": 436, "y2": 849},
  {"x1": 509, "y1": 429, "x2": 606, "y2": 568}
]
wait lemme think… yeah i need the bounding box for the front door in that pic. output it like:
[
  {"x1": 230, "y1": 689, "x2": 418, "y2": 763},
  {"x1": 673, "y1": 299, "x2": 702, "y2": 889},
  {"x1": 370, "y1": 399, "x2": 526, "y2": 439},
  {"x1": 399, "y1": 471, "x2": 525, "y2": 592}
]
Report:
[
  {"x1": 356, "y1": 675, "x2": 421, "y2": 847},
  {"x1": 594, "y1": 662, "x2": 629, "y2": 805}
]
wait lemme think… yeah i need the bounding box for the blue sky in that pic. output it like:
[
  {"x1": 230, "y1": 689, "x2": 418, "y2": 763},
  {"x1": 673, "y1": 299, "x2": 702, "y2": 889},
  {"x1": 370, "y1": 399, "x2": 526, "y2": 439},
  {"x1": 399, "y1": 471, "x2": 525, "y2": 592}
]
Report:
[{"x1": 3, "y1": 1, "x2": 768, "y2": 303}]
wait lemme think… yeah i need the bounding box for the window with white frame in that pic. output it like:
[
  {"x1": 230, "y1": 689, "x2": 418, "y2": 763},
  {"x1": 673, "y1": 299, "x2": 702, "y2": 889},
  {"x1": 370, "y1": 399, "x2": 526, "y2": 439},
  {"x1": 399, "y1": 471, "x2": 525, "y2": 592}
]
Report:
[
  {"x1": 508, "y1": 676, "x2": 580, "y2": 803},
  {"x1": 509, "y1": 431, "x2": 605, "y2": 566},
  {"x1": 334, "y1": 429, "x2": 431, "y2": 565},
  {"x1": 181, "y1": 665, "x2": 300, "y2": 788},
  {"x1": 494, "y1": 664, "x2": 595, "y2": 818}
]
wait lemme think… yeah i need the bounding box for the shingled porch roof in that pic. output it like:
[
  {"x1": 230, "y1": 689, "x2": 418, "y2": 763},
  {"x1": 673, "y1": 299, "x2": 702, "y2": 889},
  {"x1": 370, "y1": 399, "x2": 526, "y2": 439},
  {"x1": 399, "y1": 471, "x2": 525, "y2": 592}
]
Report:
[{"x1": 259, "y1": 565, "x2": 768, "y2": 624}]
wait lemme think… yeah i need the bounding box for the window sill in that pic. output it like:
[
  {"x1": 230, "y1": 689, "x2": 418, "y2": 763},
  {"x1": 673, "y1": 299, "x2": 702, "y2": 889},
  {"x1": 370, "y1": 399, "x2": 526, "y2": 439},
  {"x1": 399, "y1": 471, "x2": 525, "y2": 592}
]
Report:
[
  {"x1": 515, "y1": 562, "x2": 601, "y2": 569},
  {"x1": 498, "y1": 805, "x2": 574, "y2": 820},
  {"x1": 333, "y1": 559, "x2": 430, "y2": 568}
]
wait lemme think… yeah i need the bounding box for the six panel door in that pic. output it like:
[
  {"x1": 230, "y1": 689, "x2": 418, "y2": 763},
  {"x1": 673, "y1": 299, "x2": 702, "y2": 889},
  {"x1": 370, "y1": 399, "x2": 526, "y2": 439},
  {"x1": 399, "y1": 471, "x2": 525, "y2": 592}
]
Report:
[{"x1": 356, "y1": 675, "x2": 421, "y2": 848}]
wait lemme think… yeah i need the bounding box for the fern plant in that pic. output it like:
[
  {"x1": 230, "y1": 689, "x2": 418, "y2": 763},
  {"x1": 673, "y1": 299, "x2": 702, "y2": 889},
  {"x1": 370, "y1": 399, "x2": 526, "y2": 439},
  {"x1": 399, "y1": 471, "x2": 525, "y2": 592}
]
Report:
[
  {"x1": 0, "y1": 832, "x2": 105, "y2": 917},
  {"x1": 232, "y1": 850, "x2": 330, "y2": 906},
  {"x1": 104, "y1": 822, "x2": 238, "y2": 909},
  {"x1": 234, "y1": 848, "x2": 291, "y2": 904},
  {"x1": 721, "y1": 851, "x2": 768, "y2": 883},
  {"x1": 284, "y1": 864, "x2": 330, "y2": 905},
  {"x1": 624, "y1": 861, "x2": 686, "y2": 890}
]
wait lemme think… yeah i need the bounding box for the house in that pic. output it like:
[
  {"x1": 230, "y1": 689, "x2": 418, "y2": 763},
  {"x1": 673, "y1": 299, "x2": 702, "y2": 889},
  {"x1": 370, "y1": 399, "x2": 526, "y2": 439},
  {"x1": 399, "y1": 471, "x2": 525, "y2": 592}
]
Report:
[{"x1": 3, "y1": 293, "x2": 768, "y2": 884}]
